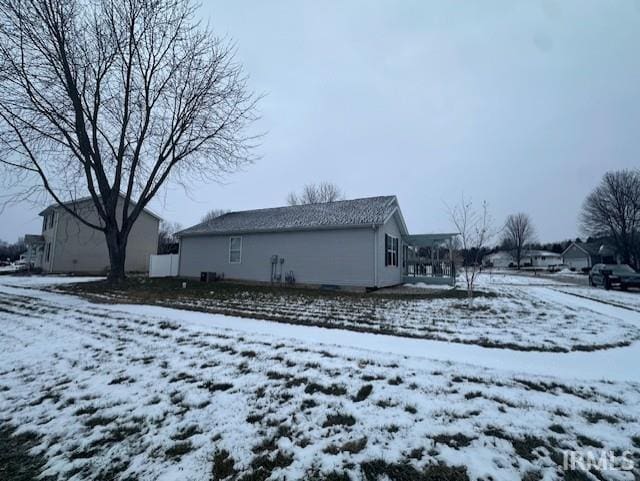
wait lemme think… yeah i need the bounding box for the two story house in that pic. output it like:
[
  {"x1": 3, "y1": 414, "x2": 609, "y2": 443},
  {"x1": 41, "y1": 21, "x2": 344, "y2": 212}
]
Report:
[{"x1": 25, "y1": 195, "x2": 161, "y2": 274}]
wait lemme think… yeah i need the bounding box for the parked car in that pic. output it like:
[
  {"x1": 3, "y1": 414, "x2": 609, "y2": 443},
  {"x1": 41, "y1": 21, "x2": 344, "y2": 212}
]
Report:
[{"x1": 589, "y1": 264, "x2": 640, "y2": 290}]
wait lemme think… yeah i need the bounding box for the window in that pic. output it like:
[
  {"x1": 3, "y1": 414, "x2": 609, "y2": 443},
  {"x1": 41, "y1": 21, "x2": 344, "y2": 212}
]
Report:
[
  {"x1": 42, "y1": 215, "x2": 47, "y2": 232},
  {"x1": 385, "y1": 234, "x2": 399, "y2": 267},
  {"x1": 48, "y1": 212, "x2": 55, "y2": 229},
  {"x1": 229, "y1": 236, "x2": 242, "y2": 263},
  {"x1": 45, "y1": 242, "x2": 51, "y2": 262}
]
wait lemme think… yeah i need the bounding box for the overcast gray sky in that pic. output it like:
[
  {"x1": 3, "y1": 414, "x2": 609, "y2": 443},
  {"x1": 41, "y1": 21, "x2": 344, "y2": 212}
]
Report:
[{"x1": 2, "y1": 0, "x2": 640, "y2": 243}]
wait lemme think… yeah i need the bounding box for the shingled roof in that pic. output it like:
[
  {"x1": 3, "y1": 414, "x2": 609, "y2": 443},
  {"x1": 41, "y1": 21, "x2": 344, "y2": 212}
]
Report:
[{"x1": 178, "y1": 196, "x2": 400, "y2": 237}]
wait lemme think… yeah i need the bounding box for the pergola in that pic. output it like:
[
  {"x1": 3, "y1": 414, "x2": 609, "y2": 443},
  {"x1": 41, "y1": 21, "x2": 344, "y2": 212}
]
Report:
[{"x1": 401, "y1": 233, "x2": 458, "y2": 285}]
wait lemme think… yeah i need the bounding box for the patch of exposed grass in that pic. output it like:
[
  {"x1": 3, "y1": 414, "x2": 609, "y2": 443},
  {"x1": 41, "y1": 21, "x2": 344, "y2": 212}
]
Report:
[
  {"x1": 0, "y1": 425, "x2": 46, "y2": 481},
  {"x1": 582, "y1": 411, "x2": 619, "y2": 424},
  {"x1": 84, "y1": 415, "x2": 117, "y2": 428},
  {"x1": 301, "y1": 399, "x2": 317, "y2": 410},
  {"x1": 360, "y1": 460, "x2": 470, "y2": 481},
  {"x1": 511, "y1": 436, "x2": 547, "y2": 461},
  {"x1": 576, "y1": 434, "x2": 603, "y2": 448},
  {"x1": 171, "y1": 425, "x2": 202, "y2": 441},
  {"x1": 74, "y1": 405, "x2": 99, "y2": 416},
  {"x1": 108, "y1": 375, "x2": 134, "y2": 385},
  {"x1": 322, "y1": 413, "x2": 356, "y2": 428},
  {"x1": 353, "y1": 384, "x2": 373, "y2": 402},
  {"x1": 464, "y1": 391, "x2": 482, "y2": 400},
  {"x1": 432, "y1": 433, "x2": 475, "y2": 449},
  {"x1": 324, "y1": 437, "x2": 367, "y2": 455},
  {"x1": 549, "y1": 424, "x2": 566, "y2": 434},
  {"x1": 199, "y1": 381, "x2": 233, "y2": 392},
  {"x1": 211, "y1": 449, "x2": 237, "y2": 480},
  {"x1": 304, "y1": 382, "x2": 347, "y2": 396},
  {"x1": 404, "y1": 405, "x2": 417, "y2": 415},
  {"x1": 165, "y1": 441, "x2": 193, "y2": 459}
]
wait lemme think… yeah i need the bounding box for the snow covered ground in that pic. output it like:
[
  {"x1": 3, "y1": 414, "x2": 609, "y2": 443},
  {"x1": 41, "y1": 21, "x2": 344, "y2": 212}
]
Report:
[
  {"x1": 45, "y1": 274, "x2": 640, "y2": 353},
  {"x1": 1, "y1": 276, "x2": 640, "y2": 480}
]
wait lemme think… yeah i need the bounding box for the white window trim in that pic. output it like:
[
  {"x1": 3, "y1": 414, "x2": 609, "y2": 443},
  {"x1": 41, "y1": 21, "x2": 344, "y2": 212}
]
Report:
[{"x1": 229, "y1": 236, "x2": 242, "y2": 264}]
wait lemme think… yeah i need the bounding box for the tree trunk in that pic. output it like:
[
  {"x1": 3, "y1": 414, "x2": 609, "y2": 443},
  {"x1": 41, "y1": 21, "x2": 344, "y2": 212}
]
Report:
[{"x1": 105, "y1": 229, "x2": 127, "y2": 283}]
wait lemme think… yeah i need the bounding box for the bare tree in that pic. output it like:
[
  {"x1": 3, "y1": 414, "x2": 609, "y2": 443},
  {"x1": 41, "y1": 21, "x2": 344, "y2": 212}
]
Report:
[
  {"x1": 447, "y1": 195, "x2": 494, "y2": 305},
  {"x1": 501, "y1": 213, "x2": 536, "y2": 269},
  {"x1": 157, "y1": 221, "x2": 182, "y2": 254},
  {"x1": 581, "y1": 170, "x2": 640, "y2": 269},
  {"x1": 0, "y1": 0, "x2": 258, "y2": 282},
  {"x1": 287, "y1": 182, "x2": 344, "y2": 206},
  {"x1": 201, "y1": 208, "x2": 229, "y2": 224}
]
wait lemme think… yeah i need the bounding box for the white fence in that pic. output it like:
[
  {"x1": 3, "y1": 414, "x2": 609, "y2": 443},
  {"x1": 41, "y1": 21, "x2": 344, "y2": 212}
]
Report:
[{"x1": 149, "y1": 254, "x2": 179, "y2": 278}]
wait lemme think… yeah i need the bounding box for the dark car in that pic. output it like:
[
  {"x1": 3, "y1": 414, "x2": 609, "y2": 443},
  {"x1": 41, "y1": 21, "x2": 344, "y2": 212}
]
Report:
[{"x1": 589, "y1": 264, "x2": 640, "y2": 290}]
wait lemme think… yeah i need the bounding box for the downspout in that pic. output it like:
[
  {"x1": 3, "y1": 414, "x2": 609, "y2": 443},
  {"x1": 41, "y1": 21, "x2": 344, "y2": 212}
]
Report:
[
  {"x1": 176, "y1": 235, "x2": 183, "y2": 277},
  {"x1": 372, "y1": 224, "x2": 378, "y2": 288}
]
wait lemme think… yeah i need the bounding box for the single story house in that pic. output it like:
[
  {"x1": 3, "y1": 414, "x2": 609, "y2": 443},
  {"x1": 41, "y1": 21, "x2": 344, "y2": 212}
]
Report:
[
  {"x1": 177, "y1": 196, "x2": 457, "y2": 288},
  {"x1": 562, "y1": 241, "x2": 618, "y2": 270},
  {"x1": 30, "y1": 194, "x2": 160, "y2": 274},
  {"x1": 521, "y1": 250, "x2": 562, "y2": 268},
  {"x1": 484, "y1": 249, "x2": 562, "y2": 269}
]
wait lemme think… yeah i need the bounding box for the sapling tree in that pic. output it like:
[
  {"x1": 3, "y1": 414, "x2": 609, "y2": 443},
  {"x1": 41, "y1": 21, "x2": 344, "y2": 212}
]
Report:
[{"x1": 447, "y1": 195, "x2": 495, "y2": 306}]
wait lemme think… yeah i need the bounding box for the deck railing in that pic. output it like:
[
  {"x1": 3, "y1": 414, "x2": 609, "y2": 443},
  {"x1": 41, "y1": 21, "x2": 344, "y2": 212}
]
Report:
[{"x1": 404, "y1": 260, "x2": 455, "y2": 278}]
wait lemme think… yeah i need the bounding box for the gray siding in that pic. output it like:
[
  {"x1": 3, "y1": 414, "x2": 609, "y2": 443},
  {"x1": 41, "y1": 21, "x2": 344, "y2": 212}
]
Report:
[
  {"x1": 43, "y1": 199, "x2": 159, "y2": 274},
  {"x1": 375, "y1": 212, "x2": 404, "y2": 287},
  {"x1": 562, "y1": 244, "x2": 589, "y2": 260},
  {"x1": 179, "y1": 227, "x2": 375, "y2": 286}
]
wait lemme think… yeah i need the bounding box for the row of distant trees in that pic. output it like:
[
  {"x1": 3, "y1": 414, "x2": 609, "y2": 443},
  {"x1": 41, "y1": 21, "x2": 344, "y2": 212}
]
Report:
[{"x1": 0, "y1": 238, "x2": 26, "y2": 262}]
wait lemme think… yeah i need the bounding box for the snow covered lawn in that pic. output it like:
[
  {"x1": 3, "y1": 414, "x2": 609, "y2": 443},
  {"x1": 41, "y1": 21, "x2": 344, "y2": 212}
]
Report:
[
  {"x1": 1, "y1": 283, "x2": 639, "y2": 481},
  {"x1": 49, "y1": 276, "x2": 640, "y2": 352}
]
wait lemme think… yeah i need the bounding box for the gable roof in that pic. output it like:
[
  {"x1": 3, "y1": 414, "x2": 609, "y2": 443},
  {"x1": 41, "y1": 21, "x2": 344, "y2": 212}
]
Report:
[
  {"x1": 562, "y1": 241, "x2": 616, "y2": 257},
  {"x1": 178, "y1": 196, "x2": 401, "y2": 237},
  {"x1": 39, "y1": 194, "x2": 162, "y2": 221}
]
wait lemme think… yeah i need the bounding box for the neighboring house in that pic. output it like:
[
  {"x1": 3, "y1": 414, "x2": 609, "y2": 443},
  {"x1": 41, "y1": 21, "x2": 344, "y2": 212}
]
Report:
[
  {"x1": 562, "y1": 241, "x2": 618, "y2": 270},
  {"x1": 483, "y1": 251, "x2": 515, "y2": 268},
  {"x1": 22, "y1": 234, "x2": 46, "y2": 269},
  {"x1": 520, "y1": 250, "x2": 563, "y2": 268},
  {"x1": 177, "y1": 196, "x2": 457, "y2": 288},
  {"x1": 483, "y1": 250, "x2": 562, "y2": 268},
  {"x1": 33, "y1": 195, "x2": 161, "y2": 274}
]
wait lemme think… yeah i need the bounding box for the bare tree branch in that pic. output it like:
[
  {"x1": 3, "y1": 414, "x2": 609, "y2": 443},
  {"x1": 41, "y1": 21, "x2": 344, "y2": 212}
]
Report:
[
  {"x1": 581, "y1": 169, "x2": 640, "y2": 269},
  {"x1": 287, "y1": 181, "x2": 344, "y2": 206}
]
